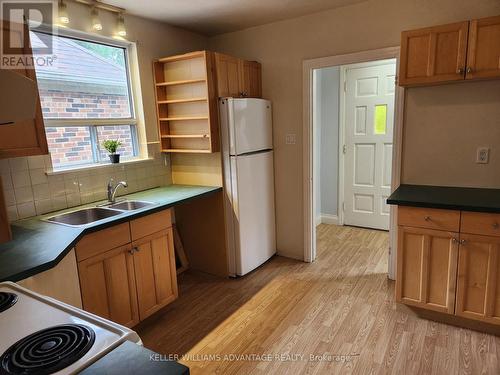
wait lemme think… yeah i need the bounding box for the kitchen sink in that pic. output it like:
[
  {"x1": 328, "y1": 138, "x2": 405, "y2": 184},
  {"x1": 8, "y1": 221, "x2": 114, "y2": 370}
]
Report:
[
  {"x1": 46, "y1": 207, "x2": 122, "y2": 227},
  {"x1": 107, "y1": 200, "x2": 154, "y2": 211}
]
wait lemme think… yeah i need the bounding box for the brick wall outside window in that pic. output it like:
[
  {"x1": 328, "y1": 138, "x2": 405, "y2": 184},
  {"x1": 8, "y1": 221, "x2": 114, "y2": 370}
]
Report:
[{"x1": 40, "y1": 89, "x2": 131, "y2": 119}]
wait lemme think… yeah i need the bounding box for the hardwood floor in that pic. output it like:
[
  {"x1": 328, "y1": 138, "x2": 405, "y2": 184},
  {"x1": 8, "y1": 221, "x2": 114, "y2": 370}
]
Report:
[{"x1": 136, "y1": 224, "x2": 500, "y2": 374}]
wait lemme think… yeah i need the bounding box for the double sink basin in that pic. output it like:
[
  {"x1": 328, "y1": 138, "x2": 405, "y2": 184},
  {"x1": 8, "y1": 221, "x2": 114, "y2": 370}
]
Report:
[{"x1": 45, "y1": 200, "x2": 155, "y2": 227}]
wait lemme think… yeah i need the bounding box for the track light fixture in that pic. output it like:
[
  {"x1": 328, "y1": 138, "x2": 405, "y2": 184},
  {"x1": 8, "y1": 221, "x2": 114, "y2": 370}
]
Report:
[
  {"x1": 58, "y1": 0, "x2": 70, "y2": 25},
  {"x1": 116, "y1": 13, "x2": 126, "y2": 37},
  {"x1": 91, "y1": 6, "x2": 102, "y2": 31}
]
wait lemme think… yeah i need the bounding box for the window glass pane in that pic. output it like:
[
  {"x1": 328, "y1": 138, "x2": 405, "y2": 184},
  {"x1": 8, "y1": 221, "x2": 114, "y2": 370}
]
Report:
[
  {"x1": 46, "y1": 126, "x2": 94, "y2": 168},
  {"x1": 96, "y1": 125, "x2": 137, "y2": 161},
  {"x1": 31, "y1": 31, "x2": 132, "y2": 119},
  {"x1": 374, "y1": 104, "x2": 387, "y2": 135}
]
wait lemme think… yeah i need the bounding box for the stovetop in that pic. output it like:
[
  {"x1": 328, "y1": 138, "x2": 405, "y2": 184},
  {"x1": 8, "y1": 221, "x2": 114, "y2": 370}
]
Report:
[{"x1": 0, "y1": 282, "x2": 141, "y2": 374}]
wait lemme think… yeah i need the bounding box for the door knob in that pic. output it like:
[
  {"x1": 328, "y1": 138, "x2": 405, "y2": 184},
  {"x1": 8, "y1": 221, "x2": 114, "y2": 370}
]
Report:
[
  {"x1": 466, "y1": 67, "x2": 473, "y2": 74},
  {"x1": 457, "y1": 68, "x2": 464, "y2": 74}
]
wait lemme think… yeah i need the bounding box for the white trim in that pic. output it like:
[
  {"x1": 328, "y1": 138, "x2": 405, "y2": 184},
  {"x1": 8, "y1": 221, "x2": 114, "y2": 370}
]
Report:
[
  {"x1": 321, "y1": 214, "x2": 340, "y2": 225},
  {"x1": 45, "y1": 157, "x2": 155, "y2": 175},
  {"x1": 302, "y1": 47, "x2": 404, "y2": 276}
]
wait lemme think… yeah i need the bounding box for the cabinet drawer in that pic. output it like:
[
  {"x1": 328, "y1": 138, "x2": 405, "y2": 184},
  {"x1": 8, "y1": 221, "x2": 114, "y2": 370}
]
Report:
[
  {"x1": 76, "y1": 222, "x2": 131, "y2": 262},
  {"x1": 461, "y1": 211, "x2": 500, "y2": 237},
  {"x1": 398, "y1": 206, "x2": 460, "y2": 232},
  {"x1": 130, "y1": 209, "x2": 172, "y2": 241}
]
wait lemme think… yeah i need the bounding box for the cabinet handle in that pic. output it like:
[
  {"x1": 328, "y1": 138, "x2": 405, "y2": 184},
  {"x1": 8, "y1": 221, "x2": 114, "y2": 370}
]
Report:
[
  {"x1": 424, "y1": 216, "x2": 431, "y2": 221},
  {"x1": 457, "y1": 68, "x2": 464, "y2": 74},
  {"x1": 134, "y1": 247, "x2": 139, "y2": 253},
  {"x1": 466, "y1": 67, "x2": 473, "y2": 74},
  {"x1": 128, "y1": 249, "x2": 134, "y2": 255},
  {"x1": 452, "y1": 238, "x2": 459, "y2": 244},
  {"x1": 459, "y1": 239, "x2": 466, "y2": 245},
  {"x1": 493, "y1": 222, "x2": 499, "y2": 229}
]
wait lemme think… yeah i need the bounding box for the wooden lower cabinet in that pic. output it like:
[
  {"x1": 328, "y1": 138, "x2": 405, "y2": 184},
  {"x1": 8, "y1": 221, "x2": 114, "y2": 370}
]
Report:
[
  {"x1": 455, "y1": 233, "x2": 500, "y2": 325},
  {"x1": 396, "y1": 226, "x2": 459, "y2": 313},
  {"x1": 77, "y1": 209, "x2": 177, "y2": 327},
  {"x1": 132, "y1": 228, "x2": 178, "y2": 320},
  {"x1": 78, "y1": 244, "x2": 140, "y2": 328}
]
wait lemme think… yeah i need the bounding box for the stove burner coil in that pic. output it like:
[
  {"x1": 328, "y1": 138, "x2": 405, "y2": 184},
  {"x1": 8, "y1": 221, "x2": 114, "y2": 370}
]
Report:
[
  {"x1": 0, "y1": 292, "x2": 18, "y2": 313},
  {"x1": 0, "y1": 324, "x2": 96, "y2": 375}
]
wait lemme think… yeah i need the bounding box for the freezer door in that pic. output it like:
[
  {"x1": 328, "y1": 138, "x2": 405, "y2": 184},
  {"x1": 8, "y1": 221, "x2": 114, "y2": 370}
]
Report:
[
  {"x1": 230, "y1": 151, "x2": 276, "y2": 276},
  {"x1": 230, "y1": 98, "x2": 273, "y2": 155}
]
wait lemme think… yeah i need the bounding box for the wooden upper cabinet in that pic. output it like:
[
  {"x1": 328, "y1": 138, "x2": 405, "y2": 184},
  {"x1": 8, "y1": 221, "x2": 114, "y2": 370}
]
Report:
[
  {"x1": 214, "y1": 53, "x2": 241, "y2": 97},
  {"x1": 399, "y1": 21, "x2": 469, "y2": 86},
  {"x1": 239, "y1": 60, "x2": 262, "y2": 98},
  {"x1": 455, "y1": 233, "x2": 500, "y2": 325},
  {"x1": 0, "y1": 21, "x2": 48, "y2": 158},
  {"x1": 214, "y1": 52, "x2": 262, "y2": 98},
  {"x1": 466, "y1": 15, "x2": 500, "y2": 80},
  {"x1": 78, "y1": 244, "x2": 140, "y2": 328},
  {"x1": 132, "y1": 228, "x2": 178, "y2": 320},
  {"x1": 396, "y1": 226, "x2": 459, "y2": 314}
]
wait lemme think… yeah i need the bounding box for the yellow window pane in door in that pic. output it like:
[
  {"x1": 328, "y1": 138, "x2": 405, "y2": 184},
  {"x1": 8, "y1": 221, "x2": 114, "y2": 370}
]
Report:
[{"x1": 374, "y1": 105, "x2": 387, "y2": 134}]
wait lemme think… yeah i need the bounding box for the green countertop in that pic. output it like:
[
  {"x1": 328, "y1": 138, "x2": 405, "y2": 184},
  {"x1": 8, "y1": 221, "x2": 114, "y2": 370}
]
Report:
[{"x1": 0, "y1": 184, "x2": 222, "y2": 282}]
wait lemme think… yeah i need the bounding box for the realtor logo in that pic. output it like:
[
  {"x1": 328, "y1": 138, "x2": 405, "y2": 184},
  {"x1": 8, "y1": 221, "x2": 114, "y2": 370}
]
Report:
[{"x1": 1, "y1": 0, "x2": 55, "y2": 68}]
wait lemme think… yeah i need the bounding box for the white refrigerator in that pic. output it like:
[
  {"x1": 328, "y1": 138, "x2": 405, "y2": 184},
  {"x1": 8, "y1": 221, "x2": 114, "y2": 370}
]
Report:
[{"x1": 219, "y1": 98, "x2": 276, "y2": 277}]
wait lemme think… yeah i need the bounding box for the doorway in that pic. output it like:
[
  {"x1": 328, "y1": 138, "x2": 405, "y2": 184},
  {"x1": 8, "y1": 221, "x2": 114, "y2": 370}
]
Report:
[{"x1": 303, "y1": 48, "x2": 404, "y2": 279}]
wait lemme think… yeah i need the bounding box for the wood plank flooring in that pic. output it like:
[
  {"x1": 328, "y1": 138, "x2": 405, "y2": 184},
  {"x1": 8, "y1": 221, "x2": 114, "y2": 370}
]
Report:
[{"x1": 136, "y1": 224, "x2": 500, "y2": 374}]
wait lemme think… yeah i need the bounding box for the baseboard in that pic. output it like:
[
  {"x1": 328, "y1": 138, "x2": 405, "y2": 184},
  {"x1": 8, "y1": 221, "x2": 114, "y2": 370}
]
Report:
[
  {"x1": 315, "y1": 215, "x2": 322, "y2": 227},
  {"x1": 320, "y1": 214, "x2": 340, "y2": 225},
  {"x1": 276, "y1": 250, "x2": 304, "y2": 261}
]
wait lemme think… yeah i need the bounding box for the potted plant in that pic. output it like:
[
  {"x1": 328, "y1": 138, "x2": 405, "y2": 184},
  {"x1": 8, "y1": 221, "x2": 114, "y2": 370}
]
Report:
[{"x1": 102, "y1": 140, "x2": 122, "y2": 164}]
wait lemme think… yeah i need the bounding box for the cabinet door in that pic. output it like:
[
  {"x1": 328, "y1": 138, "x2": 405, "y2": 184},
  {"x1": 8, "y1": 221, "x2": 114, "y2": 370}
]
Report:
[
  {"x1": 0, "y1": 21, "x2": 48, "y2": 158},
  {"x1": 214, "y1": 53, "x2": 241, "y2": 97},
  {"x1": 396, "y1": 226, "x2": 459, "y2": 313},
  {"x1": 399, "y1": 21, "x2": 469, "y2": 86},
  {"x1": 78, "y1": 244, "x2": 139, "y2": 328},
  {"x1": 132, "y1": 228, "x2": 178, "y2": 320},
  {"x1": 239, "y1": 60, "x2": 262, "y2": 98},
  {"x1": 466, "y1": 15, "x2": 500, "y2": 80},
  {"x1": 456, "y1": 233, "x2": 500, "y2": 325}
]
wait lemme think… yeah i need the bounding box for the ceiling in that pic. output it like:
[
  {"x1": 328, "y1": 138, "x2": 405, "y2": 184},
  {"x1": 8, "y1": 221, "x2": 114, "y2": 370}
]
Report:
[{"x1": 105, "y1": 0, "x2": 367, "y2": 36}]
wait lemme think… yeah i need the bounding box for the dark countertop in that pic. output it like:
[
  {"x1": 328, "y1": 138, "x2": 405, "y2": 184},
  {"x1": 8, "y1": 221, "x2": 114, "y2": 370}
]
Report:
[
  {"x1": 81, "y1": 341, "x2": 189, "y2": 375},
  {"x1": 0, "y1": 184, "x2": 222, "y2": 282},
  {"x1": 387, "y1": 184, "x2": 500, "y2": 212}
]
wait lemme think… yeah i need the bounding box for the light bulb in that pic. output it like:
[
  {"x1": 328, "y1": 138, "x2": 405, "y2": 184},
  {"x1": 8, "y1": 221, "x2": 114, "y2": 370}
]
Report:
[
  {"x1": 116, "y1": 13, "x2": 126, "y2": 37},
  {"x1": 91, "y1": 7, "x2": 102, "y2": 31},
  {"x1": 58, "y1": 0, "x2": 69, "y2": 25}
]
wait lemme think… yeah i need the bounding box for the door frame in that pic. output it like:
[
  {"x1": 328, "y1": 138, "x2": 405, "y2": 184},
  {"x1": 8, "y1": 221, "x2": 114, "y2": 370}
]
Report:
[
  {"x1": 339, "y1": 58, "x2": 398, "y2": 230},
  {"x1": 302, "y1": 47, "x2": 405, "y2": 280}
]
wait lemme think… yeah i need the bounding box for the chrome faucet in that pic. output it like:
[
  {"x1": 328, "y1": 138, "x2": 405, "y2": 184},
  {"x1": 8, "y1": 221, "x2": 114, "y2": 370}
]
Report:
[{"x1": 107, "y1": 179, "x2": 128, "y2": 203}]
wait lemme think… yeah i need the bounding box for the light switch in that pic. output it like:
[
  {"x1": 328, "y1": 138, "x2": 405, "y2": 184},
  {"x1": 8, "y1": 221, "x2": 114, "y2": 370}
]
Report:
[
  {"x1": 285, "y1": 134, "x2": 296, "y2": 145},
  {"x1": 476, "y1": 147, "x2": 489, "y2": 164}
]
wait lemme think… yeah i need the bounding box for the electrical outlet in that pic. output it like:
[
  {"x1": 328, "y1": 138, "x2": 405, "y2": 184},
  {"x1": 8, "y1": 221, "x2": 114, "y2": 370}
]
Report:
[
  {"x1": 285, "y1": 134, "x2": 296, "y2": 145},
  {"x1": 476, "y1": 147, "x2": 489, "y2": 164}
]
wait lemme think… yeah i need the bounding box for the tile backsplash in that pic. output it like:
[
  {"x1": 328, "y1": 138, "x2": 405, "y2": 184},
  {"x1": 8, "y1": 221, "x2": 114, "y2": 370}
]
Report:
[{"x1": 0, "y1": 148, "x2": 171, "y2": 221}]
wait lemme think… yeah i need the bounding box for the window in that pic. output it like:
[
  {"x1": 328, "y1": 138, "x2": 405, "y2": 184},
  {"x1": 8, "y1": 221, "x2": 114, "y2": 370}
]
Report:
[{"x1": 31, "y1": 30, "x2": 139, "y2": 170}]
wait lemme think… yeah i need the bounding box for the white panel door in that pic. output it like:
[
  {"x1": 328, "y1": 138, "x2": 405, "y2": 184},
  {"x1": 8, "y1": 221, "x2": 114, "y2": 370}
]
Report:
[{"x1": 343, "y1": 60, "x2": 396, "y2": 230}]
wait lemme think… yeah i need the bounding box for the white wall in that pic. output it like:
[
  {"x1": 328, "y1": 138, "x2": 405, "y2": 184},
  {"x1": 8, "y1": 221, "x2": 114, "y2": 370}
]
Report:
[
  {"x1": 318, "y1": 67, "x2": 340, "y2": 219},
  {"x1": 314, "y1": 66, "x2": 340, "y2": 224}
]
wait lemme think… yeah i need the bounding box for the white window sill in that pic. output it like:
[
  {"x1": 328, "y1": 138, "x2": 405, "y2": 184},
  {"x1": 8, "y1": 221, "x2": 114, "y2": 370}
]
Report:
[{"x1": 45, "y1": 157, "x2": 156, "y2": 176}]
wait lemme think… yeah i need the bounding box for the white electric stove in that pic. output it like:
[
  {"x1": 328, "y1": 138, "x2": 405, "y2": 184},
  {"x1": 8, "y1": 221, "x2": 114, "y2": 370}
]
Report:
[{"x1": 0, "y1": 281, "x2": 142, "y2": 374}]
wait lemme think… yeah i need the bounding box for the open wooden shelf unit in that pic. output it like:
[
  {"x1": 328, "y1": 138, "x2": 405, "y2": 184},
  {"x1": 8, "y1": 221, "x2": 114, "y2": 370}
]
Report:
[{"x1": 153, "y1": 51, "x2": 219, "y2": 153}]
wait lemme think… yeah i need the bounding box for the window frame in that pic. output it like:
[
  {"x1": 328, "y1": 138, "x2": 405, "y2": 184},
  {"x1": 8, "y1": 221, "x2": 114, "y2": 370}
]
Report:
[{"x1": 30, "y1": 25, "x2": 144, "y2": 170}]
